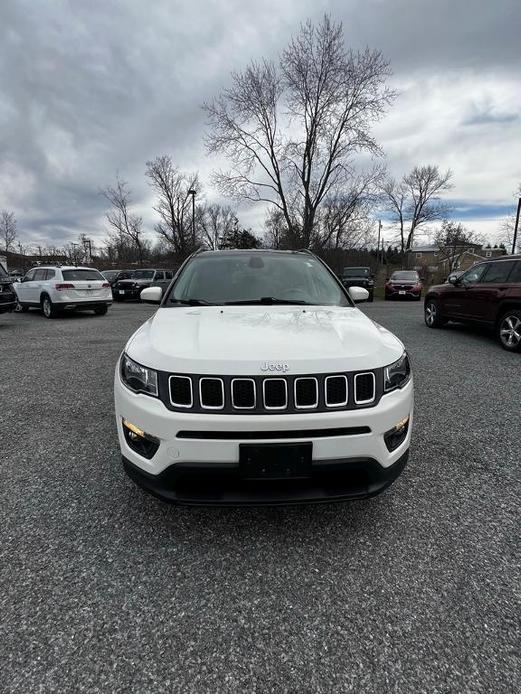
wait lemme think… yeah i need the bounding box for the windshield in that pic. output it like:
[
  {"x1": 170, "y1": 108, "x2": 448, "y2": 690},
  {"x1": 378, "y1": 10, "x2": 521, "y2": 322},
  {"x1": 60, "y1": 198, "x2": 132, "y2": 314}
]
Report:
[
  {"x1": 102, "y1": 270, "x2": 118, "y2": 280},
  {"x1": 62, "y1": 269, "x2": 105, "y2": 281},
  {"x1": 0, "y1": 264, "x2": 7, "y2": 279},
  {"x1": 391, "y1": 271, "x2": 419, "y2": 281},
  {"x1": 167, "y1": 253, "x2": 350, "y2": 306},
  {"x1": 133, "y1": 270, "x2": 155, "y2": 279},
  {"x1": 343, "y1": 267, "x2": 369, "y2": 277}
]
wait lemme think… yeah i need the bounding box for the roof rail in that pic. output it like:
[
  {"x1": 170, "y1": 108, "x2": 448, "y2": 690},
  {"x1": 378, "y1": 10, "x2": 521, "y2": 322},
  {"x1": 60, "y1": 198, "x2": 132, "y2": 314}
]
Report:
[{"x1": 298, "y1": 248, "x2": 315, "y2": 255}]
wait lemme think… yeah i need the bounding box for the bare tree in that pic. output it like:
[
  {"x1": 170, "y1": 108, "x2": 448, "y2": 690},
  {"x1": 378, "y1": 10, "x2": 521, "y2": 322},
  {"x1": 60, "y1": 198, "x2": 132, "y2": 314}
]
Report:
[
  {"x1": 381, "y1": 165, "x2": 453, "y2": 252},
  {"x1": 145, "y1": 155, "x2": 199, "y2": 258},
  {"x1": 1, "y1": 210, "x2": 17, "y2": 254},
  {"x1": 102, "y1": 176, "x2": 146, "y2": 265},
  {"x1": 204, "y1": 15, "x2": 394, "y2": 249},
  {"x1": 432, "y1": 220, "x2": 482, "y2": 272},
  {"x1": 199, "y1": 204, "x2": 238, "y2": 250}
]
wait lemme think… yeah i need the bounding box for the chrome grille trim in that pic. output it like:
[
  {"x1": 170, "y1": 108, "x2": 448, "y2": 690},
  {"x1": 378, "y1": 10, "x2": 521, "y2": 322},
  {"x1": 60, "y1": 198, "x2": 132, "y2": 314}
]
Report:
[
  {"x1": 294, "y1": 377, "x2": 318, "y2": 409},
  {"x1": 231, "y1": 378, "x2": 256, "y2": 410},
  {"x1": 168, "y1": 375, "x2": 193, "y2": 408},
  {"x1": 262, "y1": 378, "x2": 288, "y2": 410},
  {"x1": 354, "y1": 372, "x2": 376, "y2": 405},
  {"x1": 325, "y1": 375, "x2": 348, "y2": 407},
  {"x1": 199, "y1": 377, "x2": 225, "y2": 410}
]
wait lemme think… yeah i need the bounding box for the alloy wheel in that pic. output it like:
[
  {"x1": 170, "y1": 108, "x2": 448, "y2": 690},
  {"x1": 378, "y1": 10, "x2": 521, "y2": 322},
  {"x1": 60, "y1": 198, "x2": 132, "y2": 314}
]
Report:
[
  {"x1": 43, "y1": 298, "x2": 51, "y2": 318},
  {"x1": 500, "y1": 315, "x2": 521, "y2": 348},
  {"x1": 425, "y1": 302, "x2": 436, "y2": 326}
]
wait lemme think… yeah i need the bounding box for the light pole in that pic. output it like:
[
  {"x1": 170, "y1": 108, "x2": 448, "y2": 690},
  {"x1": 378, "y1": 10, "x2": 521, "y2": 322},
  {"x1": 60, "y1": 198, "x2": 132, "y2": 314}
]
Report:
[
  {"x1": 188, "y1": 189, "x2": 196, "y2": 248},
  {"x1": 512, "y1": 197, "x2": 521, "y2": 255}
]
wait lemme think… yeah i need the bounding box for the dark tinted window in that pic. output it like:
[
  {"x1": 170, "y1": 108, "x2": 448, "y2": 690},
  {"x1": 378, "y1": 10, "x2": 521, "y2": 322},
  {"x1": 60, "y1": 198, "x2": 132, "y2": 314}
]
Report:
[
  {"x1": 343, "y1": 267, "x2": 369, "y2": 277},
  {"x1": 165, "y1": 271, "x2": 173, "y2": 279},
  {"x1": 480, "y1": 261, "x2": 515, "y2": 284},
  {"x1": 62, "y1": 269, "x2": 104, "y2": 281},
  {"x1": 508, "y1": 261, "x2": 521, "y2": 284},
  {"x1": 34, "y1": 269, "x2": 47, "y2": 280},
  {"x1": 391, "y1": 271, "x2": 419, "y2": 281},
  {"x1": 46, "y1": 269, "x2": 56, "y2": 279},
  {"x1": 102, "y1": 270, "x2": 118, "y2": 281},
  {"x1": 0, "y1": 264, "x2": 7, "y2": 278},
  {"x1": 24, "y1": 269, "x2": 36, "y2": 281},
  {"x1": 155, "y1": 271, "x2": 165, "y2": 280}
]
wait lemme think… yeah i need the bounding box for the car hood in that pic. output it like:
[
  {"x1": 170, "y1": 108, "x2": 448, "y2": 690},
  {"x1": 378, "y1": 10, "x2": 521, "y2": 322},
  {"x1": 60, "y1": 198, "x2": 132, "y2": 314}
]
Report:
[{"x1": 126, "y1": 305, "x2": 404, "y2": 375}]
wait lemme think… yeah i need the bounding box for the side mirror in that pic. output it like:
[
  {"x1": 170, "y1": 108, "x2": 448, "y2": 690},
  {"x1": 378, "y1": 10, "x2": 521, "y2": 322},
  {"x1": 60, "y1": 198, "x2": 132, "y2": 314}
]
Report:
[
  {"x1": 140, "y1": 286, "x2": 162, "y2": 304},
  {"x1": 448, "y1": 274, "x2": 459, "y2": 285},
  {"x1": 349, "y1": 286, "x2": 370, "y2": 303}
]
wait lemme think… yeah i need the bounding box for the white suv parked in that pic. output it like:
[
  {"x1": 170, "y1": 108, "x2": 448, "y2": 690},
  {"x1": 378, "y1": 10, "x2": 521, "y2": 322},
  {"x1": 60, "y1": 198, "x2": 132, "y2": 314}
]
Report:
[
  {"x1": 114, "y1": 250, "x2": 413, "y2": 505},
  {"x1": 15, "y1": 266, "x2": 112, "y2": 318}
]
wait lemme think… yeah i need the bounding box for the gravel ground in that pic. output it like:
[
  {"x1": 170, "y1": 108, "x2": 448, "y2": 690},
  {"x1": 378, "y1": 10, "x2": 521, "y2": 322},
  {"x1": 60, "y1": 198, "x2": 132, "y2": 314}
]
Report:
[{"x1": 0, "y1": 300, "x2": 519, "y2": 693}]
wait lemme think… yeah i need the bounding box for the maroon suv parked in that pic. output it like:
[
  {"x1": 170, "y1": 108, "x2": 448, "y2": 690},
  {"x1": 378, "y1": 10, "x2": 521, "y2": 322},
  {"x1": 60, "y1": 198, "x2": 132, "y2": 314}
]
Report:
[
  {"x1": 385, "y1": 271, "x2": 423, "y2": 301},
  {"x1": 424, "y1": 255, "x2": 521, "y2": 351}
]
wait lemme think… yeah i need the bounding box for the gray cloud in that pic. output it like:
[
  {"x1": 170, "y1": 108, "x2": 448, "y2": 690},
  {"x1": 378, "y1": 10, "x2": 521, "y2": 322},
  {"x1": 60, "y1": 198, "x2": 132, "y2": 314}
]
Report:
[{"x1": 0, "y1": 0, "x2": 520, "y2": 248}]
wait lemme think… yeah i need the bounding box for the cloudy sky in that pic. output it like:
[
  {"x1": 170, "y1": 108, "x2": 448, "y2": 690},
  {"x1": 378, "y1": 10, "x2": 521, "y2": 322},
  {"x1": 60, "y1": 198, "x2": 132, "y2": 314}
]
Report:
[{"x1": 0, "y1": 0, "x2": 519, "y2": 251}]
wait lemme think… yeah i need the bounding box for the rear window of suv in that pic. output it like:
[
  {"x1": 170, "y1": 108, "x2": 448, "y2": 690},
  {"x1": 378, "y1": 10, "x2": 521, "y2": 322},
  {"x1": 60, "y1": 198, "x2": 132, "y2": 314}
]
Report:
[{"x1": 62, "y1": 269, "x2": 104, "y2": 281}]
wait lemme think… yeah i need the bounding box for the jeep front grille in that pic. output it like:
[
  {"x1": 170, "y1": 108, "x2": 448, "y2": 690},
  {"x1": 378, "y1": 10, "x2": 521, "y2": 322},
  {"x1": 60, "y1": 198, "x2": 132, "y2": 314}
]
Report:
[
  {"x1": 160, "y1": 370, "x2": 383, "y2": 414},
  {"x1": 263, "y1": 378, "x2": 288, "y2": 410},
  {"x1": 354, "y1": 372, "x2": 376, "y2": 404},
  {"x1": 199, "y1": 377, "x2": 225, "y2": 409}
]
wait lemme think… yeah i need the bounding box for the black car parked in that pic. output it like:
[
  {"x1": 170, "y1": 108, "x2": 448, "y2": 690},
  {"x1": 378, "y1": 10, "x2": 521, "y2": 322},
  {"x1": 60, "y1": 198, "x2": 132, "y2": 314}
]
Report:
[
  {"x1": 0, "y1": 262, "x2": 17, "y2": 314},
  {"x1": 340, "y1": 267, "x2": 374, "y2": 302},
  {"x1": 113, "y1": 269, "x2": 174, "y2": 301}
]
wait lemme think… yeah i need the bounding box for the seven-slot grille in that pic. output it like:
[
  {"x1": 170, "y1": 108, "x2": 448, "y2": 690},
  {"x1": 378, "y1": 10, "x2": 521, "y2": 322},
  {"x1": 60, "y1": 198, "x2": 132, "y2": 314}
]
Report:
[{"x1": 166, "y1": 371, "x2": 378, "y2": 413}]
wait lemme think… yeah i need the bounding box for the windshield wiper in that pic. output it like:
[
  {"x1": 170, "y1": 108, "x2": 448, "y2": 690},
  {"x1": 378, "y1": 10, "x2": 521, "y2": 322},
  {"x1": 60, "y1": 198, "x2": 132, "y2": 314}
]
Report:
[
  {"x1": 172, "y1": 299, "x2": 215, "y2": 306},
  {"x1": 224, "y1": 297, "x2": 312, "y2": 306}
]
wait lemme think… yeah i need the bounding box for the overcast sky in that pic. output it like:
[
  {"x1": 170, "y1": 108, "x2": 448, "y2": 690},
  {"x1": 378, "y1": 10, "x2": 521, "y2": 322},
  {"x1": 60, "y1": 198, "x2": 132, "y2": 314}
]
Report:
[{"x1": 0, "y1": 0, "x2": 520, "y2": 251}]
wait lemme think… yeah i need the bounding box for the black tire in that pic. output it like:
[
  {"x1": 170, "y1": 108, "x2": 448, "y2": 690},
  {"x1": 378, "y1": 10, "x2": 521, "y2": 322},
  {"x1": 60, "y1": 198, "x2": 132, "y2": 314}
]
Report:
[
  {"x1": 497, "y1": 309, "x2": 521, "y2": 352},
  {"x1": 41, "y1": 294, "x2": 58, "y2": 319},
  {"x1": 368, "y1": 292, "x2": 374, "y2": 303},
  {"x1": 424, "y1": 299, "x2": 446, "y2": 328},
  {"x1": 94, "y1": 305, "x2": 108, "y2": 316}
]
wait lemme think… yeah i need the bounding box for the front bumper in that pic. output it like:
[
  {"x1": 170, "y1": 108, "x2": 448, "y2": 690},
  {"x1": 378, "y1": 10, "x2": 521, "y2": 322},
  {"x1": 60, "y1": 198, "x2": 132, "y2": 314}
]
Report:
[
  {"x1": 0, "y1": 298, "x2": 16, "y2": 313},
  {"x1": 385, "y1": 288, "x2": 421, "y2": 299},
  {"x1": 115, "y1": 371, "x2": 413, "y2": 505}
]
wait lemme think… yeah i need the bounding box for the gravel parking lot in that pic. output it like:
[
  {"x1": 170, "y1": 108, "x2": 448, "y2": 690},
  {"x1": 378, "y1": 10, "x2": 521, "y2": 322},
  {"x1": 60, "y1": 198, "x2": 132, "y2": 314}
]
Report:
[{"x1": 1, "y1": 300, "x2": 519, "y2": 693}]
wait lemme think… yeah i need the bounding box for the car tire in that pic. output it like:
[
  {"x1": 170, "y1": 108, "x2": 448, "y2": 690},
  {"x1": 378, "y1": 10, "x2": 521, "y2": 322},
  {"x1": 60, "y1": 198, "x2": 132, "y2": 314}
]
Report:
[
  {"x1": 424, "y1": 299, "x2": 446, "y2": 328},
  {"x1": 497, "y1": 309, "x2": 521, "y2": 352},
  {"x1": 368, "y1": 292, "x2": 374, "y2": 303},
  {"x1": 41, "y1": 294, "x2": 58, "y2": 319},
  {"x1": 94, "y1": 305, "x2": 108, "y2": 316}
]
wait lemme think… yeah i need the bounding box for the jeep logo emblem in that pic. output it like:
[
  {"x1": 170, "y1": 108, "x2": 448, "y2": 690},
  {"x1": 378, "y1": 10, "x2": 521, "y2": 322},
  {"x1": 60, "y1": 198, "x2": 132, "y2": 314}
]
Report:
[{"x1": 260, "y1": 361, "x2": 289, "y2": 373}]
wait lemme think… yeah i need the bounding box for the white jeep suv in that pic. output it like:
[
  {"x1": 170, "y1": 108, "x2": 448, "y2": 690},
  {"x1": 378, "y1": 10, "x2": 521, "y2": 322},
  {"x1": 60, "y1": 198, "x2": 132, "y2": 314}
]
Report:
[
  {"x1": 114, "y1": 250, "x2": 413, "y2": 505},
  {"x1": 15, "y1": 266, "x2": 112, "y2": 318}
]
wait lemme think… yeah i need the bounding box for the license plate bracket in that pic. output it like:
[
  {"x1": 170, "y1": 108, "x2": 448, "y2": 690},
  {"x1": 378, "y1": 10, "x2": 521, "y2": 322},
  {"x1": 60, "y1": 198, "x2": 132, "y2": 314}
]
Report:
[
  {"x1": 399, "y1": 290, "x2": 406, "y2": 295},
  {"x1": 239, "y1": 442, "x2": 312, "y2": 480}
]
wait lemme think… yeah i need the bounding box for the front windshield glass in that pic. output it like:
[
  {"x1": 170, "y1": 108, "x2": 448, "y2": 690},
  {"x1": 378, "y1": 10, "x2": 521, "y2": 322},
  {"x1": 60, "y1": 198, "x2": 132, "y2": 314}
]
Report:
[
  {"x1": 102, "y1": 270, "x2": 118, "y2": 280},
  {"x1": 167, "y1": 253, "x2": 350, "y2": 306},
  {"x1": 0, "y1": 264, "x2": 7, "y2": 279},
  {"x1": 133, "y1": 270, "x2": 155, "y2": 279},
  {"x1": 343, "y1": 267, "x2": 369, "y2": 277},
  {"x1": 391, "y1": 271, "x2": 419, "y2": 281}
]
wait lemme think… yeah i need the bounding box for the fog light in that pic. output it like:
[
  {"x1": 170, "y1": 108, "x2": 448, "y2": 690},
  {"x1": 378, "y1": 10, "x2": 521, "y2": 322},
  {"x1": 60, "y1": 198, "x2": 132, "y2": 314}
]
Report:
[
  {"x1": 384, "y1": 416, "x2": 410, "y2": 452},
  {"x1": 122, "y1": 419, "x2": 160, "y2": 459}
]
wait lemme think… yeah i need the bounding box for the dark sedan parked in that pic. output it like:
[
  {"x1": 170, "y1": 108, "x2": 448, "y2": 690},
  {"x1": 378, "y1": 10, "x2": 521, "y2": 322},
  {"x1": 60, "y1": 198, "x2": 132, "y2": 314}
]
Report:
[
  {"x1": 385, "y1": 271, "x2": 423, "y2": 301},
  {"x1": 113, "y1": 269, "x2": 174, "y2": 301},
  {"x1": 0, "y1": 263, "x2": 17, "y2": 314}
]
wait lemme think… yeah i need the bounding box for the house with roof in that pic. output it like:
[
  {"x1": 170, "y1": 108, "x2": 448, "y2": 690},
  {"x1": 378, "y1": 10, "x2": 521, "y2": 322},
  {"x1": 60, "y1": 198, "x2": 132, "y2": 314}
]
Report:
[{"x1": 406, "y1": 243, "x2": 506, "y2": 275}]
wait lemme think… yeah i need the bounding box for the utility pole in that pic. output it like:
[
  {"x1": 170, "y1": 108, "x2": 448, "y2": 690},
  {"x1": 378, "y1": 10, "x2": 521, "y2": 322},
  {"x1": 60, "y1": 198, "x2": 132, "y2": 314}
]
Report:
[
  {"x1": 376, "y1": 220, "x2": 382, "y2": 269},
  {"x1": 188, "y1": 189, "x2": 196, "y2": 249},
  {"x1": 512, "y1": 197, "x2": 521, "y2": 255}
]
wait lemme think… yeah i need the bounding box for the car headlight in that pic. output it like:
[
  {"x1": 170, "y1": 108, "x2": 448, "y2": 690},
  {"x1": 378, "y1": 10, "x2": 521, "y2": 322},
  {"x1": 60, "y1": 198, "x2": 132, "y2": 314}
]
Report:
[
  {"x1": 120, "y1": 353, "x2": 158, "y2": 396},
  {"x1": 384, "y1": 352, "x2": 411, "y2": 392}
]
